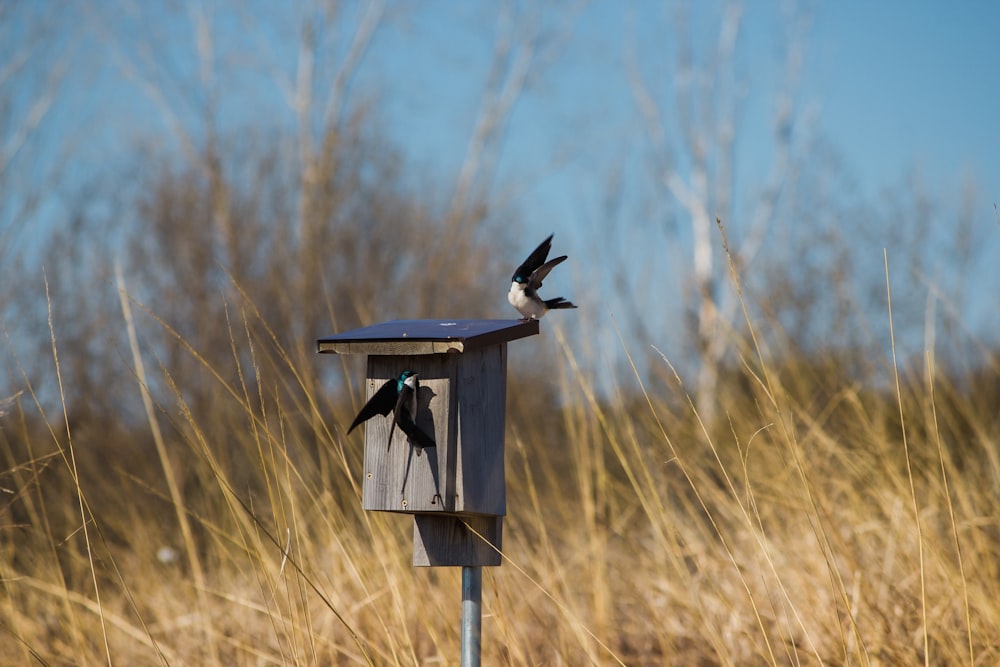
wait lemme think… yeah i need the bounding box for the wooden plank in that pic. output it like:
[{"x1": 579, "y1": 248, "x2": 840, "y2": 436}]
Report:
[
  {"x1": 317, "y1": 318, "x2": 538, "y2": 355},
  {"x1": 455, "y1": 344, "x2": 506, "y2": 516},
  {"x1": 412, "y1": 514, "x2": 502, "y2": 567},
  {"x1": 317, "y1": 340, "x2": 465, "y2": 355}
]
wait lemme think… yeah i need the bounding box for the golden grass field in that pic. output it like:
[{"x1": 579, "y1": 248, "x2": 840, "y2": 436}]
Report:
[{"x1": 2, "y1": 286, "x2": 998, "y2": 666}]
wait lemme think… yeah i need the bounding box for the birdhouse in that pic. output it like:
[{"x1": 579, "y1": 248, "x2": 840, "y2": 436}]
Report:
[{"x1": 317, "y1": 318, "x2": 538, "y2": 566}]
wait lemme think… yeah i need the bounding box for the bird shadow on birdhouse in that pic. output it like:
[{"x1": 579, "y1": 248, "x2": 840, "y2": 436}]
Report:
[{"x1": 399, "y1": 385, "x2": 441, "y2": 502}]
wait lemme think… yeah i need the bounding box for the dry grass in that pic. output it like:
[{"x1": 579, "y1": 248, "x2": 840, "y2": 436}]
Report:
[{"x1": 1, "y1": 279, "x2": 998, "y2": 666}]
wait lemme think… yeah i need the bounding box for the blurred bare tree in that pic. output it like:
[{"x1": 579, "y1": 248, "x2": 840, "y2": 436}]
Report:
[
  {"x1": 625, "y1": 1, "x2": 815, "y2": 422},
  {"x1": 621, "y1": 1, "x2": 995, "y2": 422},
  {"x1": 0, "y1": 4, "x2": 76, "y2": 307}
]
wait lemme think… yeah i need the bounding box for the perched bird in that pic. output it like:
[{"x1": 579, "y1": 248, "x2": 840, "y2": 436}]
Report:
[
  {"x1": 347, "y1": 371, "x2": 436, "y2": 454},
  {"x1": 508, "y1": 233, "x2": 577, "y2": 319}
]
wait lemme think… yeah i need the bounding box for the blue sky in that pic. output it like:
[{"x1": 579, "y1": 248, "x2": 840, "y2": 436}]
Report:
[
  {"x1": 366, "y1": 2, "x2": 999, "y2": 216},
  {"x1": 5, "y1": 1, "x2": 999, "y2": 376},
  {"x1": 807, "y1": 3, "x2": 999, "y2": 196}
]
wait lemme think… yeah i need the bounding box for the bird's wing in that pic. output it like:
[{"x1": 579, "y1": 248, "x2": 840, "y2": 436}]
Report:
[
  {"x1": 395, "y1": 411, "x2": 437, "y2": 450},
  {"x1": 387, "y1": 416, "x2": 397, "y2": 452},
  {"x1": 512, "y1": 234, "x2": 553, "y2": 282},
  {"x1": 347, "y1": 379, "x2": 397, "y2": 434},
  {"x1": 386, "y1": 381, "x2": 413, "y2": 451},
  {"x1": 528, "y1": 255, "x2": 567, "y2": 289}
]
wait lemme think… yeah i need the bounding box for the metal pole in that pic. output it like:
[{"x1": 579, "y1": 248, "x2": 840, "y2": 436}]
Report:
[{"x1": 461, "y1": 565, "x2": 482, "y2": 667}]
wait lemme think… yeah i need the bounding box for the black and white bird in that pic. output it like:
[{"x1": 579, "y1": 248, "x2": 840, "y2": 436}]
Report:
[
  {"x1": 347, "y1": 370, "x2": 436, "y2": 454},
  {"x1": 508, "y1": 234, "x2": 577, "y2": 319}
]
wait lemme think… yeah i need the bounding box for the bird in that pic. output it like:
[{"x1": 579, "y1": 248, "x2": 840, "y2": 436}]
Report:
[
  {"x1": 508, "y1": 233, "x2": 577, "y2": 319},
  {"x1": 347, "y1": 371, "x2": 436, "y2": 454}
]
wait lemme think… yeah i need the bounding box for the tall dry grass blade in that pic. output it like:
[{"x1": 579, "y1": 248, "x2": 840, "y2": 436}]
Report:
[
  {"x1": 45, "y1": 270, "x2": 112, "y2": 665},
  {"x1": 116, "y1": 261, "x2": 221, "y2": 665},
  {"x1": 553, "y1": 322, "x2": 670, "y2": 540},
  {"x1": 884, "y1": 248, "x2": 929, "y2": 665},
  {"x1": 650, "y1": 343, "x2": 786, "y2": 665},
  {"x1": 925, "y1": 352, "x2": 974, "y2": 665},
  {"x1": 155, "y1": 364, "x2": 376, "y2": 663},
  {"x1": 716, "y1": 217, "x2": 776, "y2": 405},
  {"x1": 227, "y1": 488, "x2": 375, "y2": 666},
  {"x1": 224, "y1": 273, "x2": 361, "y2": 498},
  {"x1": 120, "y1": 287, "x2": 332, "y2": 501},
  {"x1": 1, "y1": 327, "x2": 86, "y2": 655},
  {"x1": 0, "y1": 623, "x2": 50, "y2": 666},
  {"x1": 17, "y1": 575, "x2": 179, "y2": 664},
  {"x1": 718, "y1": 217, "x2": 870, "y2": 663},
  {"x1": 460, "y1": 519, "x2": 626, "y2": 666}
]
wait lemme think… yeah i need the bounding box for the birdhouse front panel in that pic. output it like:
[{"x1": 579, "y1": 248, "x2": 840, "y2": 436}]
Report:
[
  {"x1": 359, "y1": 345, "x2": 507, "y2": 517},
  {"x1": 361, "y1": 354, "x2": 453, "y2": 514}
]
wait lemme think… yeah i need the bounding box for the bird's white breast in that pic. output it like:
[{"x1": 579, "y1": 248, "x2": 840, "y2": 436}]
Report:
[
  {"x1": 403, "y1": 375, "x2": 419, "y2": 415},
  {"x1": 508, "y1": 281, "x2": 546, "y2": 319}
]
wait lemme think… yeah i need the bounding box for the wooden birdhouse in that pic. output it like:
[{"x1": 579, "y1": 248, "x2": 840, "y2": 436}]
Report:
[{"x1": 317, "y1": 318, "x2": 538, "y2": 566}]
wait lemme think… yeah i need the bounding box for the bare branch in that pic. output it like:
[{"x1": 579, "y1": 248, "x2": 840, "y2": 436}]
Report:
[
  {"x1": 322, "y1": 0, "x2": 385, "y2": 131},
  {"x1": 624, "y1": 17, "x2": 672, "y2": 177},
  {"x1": 450, "y1": 2, "x2": 538, "y2": 225}
]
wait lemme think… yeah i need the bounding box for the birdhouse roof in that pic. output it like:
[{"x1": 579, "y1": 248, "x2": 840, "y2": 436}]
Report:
[{"x1": 317, "y1": 319, "x2": 539, "y2": 355}]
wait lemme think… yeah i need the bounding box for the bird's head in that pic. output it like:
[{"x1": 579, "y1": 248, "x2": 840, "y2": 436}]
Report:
[
  {"x1": 510, "y1": 275, "x2": 529, "y2": 289},
  {"x1": 398, "y1": 370, "x2": 419, "y2": 390}
]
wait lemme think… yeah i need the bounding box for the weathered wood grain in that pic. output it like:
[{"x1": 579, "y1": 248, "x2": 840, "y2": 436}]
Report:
[
  {"x1": 360, "y1": 347, "x2": 506, "y2": 517},
  {"x1": 361, "y1": 354, "x2": 455, "y2": 513},
  {"x1": 317, "y1": 318, "x2": 538, "y2": 355},
  {"x1": 412, "y1": 514, "x2": 502, "y2": 567}
]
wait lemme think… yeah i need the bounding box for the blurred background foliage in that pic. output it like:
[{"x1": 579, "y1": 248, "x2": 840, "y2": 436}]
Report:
[{"x1": 1, "y1": 2, "x2": 998, "y2": 663}]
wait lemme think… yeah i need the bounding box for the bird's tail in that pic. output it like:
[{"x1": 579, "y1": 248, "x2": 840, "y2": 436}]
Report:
[{"x1": 545, "y1": 297, "x2": 577, "y2": 310}]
